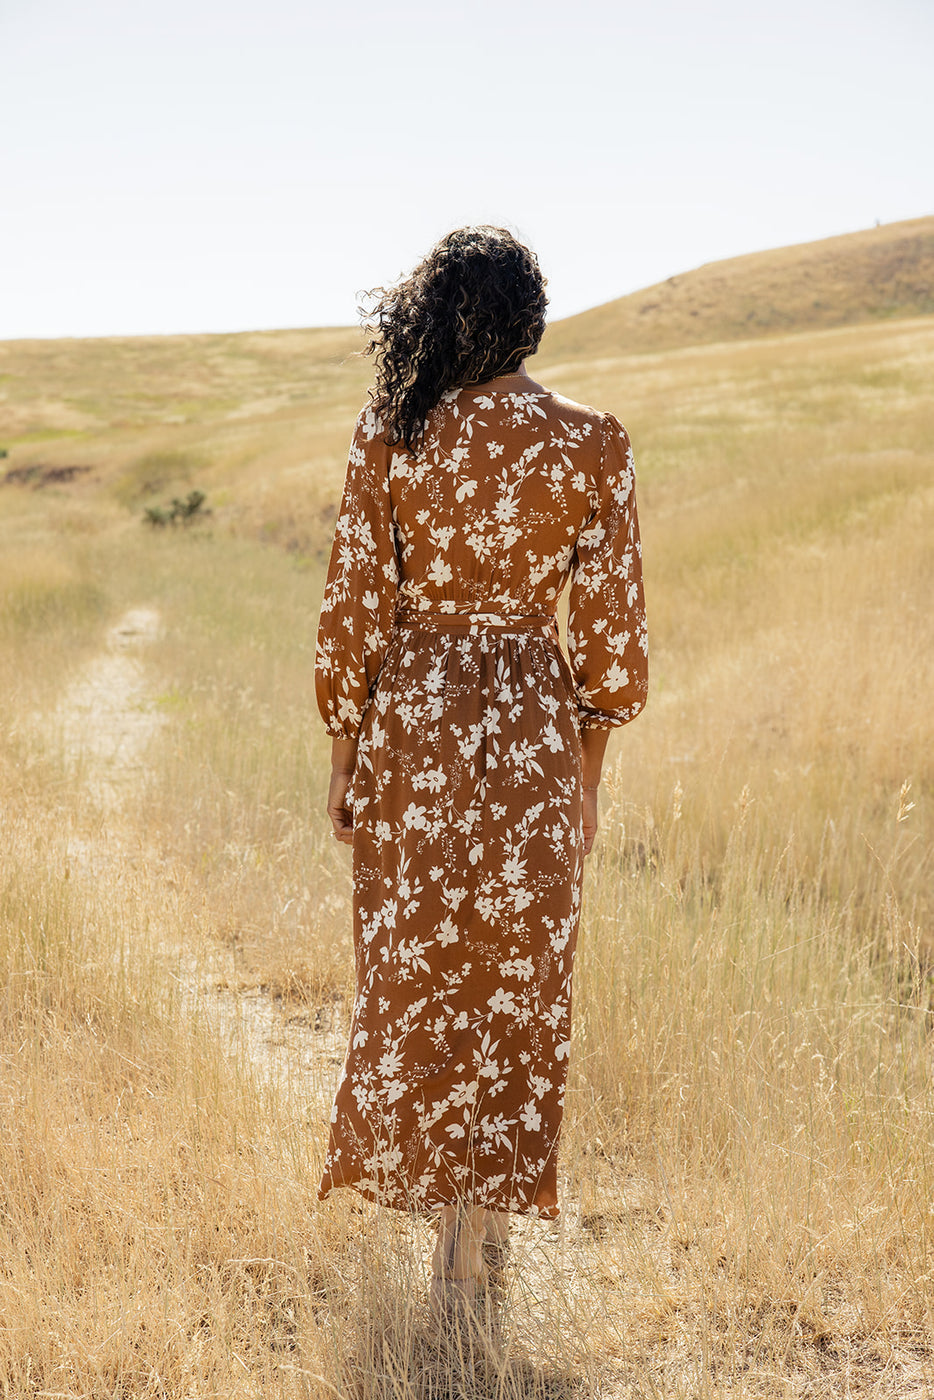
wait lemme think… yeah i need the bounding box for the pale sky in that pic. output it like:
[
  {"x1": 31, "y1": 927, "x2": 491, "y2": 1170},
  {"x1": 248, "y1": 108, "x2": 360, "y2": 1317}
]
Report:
[{"x1": 1, "y1": 0, "x2": 932, "y2": 339}]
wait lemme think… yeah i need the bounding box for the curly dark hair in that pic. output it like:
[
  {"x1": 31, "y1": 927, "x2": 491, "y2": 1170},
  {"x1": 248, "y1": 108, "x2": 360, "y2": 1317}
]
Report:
[{"x1": 360, "y1": 226, "x2": 548, "y2": 452}]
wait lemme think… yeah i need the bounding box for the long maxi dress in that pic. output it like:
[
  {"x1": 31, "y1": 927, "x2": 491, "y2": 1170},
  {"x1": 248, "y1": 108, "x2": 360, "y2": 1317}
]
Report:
[{"x1": 314, "y1": 370, "x2": 648, "y2": 1219}]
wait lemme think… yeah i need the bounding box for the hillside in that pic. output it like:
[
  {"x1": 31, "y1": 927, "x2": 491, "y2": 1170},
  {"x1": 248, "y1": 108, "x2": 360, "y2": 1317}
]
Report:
[
  {"x1": 540, "y1": 215, "x2": 934, "y2": 362},
  {"x1": 0, "y1": 324, "x2": 370, "y2": 555}
]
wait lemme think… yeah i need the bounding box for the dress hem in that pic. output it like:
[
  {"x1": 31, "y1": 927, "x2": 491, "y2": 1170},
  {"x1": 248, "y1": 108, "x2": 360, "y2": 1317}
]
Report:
[{"x1": 317, "y1": 1177, "x2": 561, "y2": 1221}]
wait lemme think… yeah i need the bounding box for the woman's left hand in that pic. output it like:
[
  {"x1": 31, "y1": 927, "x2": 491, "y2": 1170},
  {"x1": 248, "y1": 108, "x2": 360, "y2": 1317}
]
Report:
[{"x1": 327, "y1": 768, "x2": 354, "y2": 845}]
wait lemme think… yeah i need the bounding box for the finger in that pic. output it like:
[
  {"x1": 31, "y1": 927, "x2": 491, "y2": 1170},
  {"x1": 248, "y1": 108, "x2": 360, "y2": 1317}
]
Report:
[{"x1": 327, "y1": 804, "x2": 353, "y2": 840}]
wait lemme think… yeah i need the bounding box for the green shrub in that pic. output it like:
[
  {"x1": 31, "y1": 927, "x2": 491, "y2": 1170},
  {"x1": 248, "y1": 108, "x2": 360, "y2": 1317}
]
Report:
[{"x1": 142, "y1": 490, "x2": 208, "y2": 528}]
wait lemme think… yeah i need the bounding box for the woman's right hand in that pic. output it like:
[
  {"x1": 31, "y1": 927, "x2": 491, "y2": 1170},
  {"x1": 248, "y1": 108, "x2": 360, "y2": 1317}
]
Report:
[{"x1": 582, "y1": 787, "x2": 599, "y2": 856}]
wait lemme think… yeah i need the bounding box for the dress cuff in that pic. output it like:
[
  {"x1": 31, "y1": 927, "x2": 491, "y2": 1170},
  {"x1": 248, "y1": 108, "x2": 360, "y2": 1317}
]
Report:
[
  {"x1": 323, "y1": 718, "x2": 362, "y2": 741},
  {"x1": 577, "y1": 707, "x2": 628, "y2": 731}
]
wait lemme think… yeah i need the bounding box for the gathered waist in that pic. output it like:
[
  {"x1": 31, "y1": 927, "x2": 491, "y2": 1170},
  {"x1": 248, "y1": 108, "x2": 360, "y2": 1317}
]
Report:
[{"x1": 395, "y1": 608, "x2": 557, "y2": 638}]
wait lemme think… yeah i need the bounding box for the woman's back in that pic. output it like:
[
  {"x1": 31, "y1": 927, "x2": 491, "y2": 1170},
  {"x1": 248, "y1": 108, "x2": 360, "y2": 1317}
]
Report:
[
  {"x1": 391, "y1": 371, "x2": 603, "y2": 616},
  {"x1": 320, "y1": 367, "x2": 646, "y2": 738},
  {"x1": 314, "y1": 226, "x2": 647, "y2": 1295}
]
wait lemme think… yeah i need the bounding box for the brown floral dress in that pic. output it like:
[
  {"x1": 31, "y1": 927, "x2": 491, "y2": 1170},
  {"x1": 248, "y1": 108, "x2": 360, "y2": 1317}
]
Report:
[{"x1": 314, "y1": 370, "x2": 647, "y2": 1218}]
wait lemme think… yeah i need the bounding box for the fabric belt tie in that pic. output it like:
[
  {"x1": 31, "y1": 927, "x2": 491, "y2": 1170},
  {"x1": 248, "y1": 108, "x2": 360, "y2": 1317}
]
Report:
[{"x1": 396, "y1": 609, "x2": 557, "y2": 637}]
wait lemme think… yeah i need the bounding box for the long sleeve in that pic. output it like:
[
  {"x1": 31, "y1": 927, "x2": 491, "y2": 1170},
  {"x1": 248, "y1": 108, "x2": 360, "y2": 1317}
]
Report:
[
  {"x1": 315, "y1": 408, "x2": 401, "y2": 739},
  {"x1": 567, "y1": 412, "x2": 648, "y2": 729}
]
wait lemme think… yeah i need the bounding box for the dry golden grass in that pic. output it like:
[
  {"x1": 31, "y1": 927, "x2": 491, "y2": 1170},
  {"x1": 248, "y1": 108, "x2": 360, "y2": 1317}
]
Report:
[
  {"x1": 0, "y1": 325, "x2": 368, "y2": 562},
  {"x1": 0, "y1": 299, "x2": 932, "y2": 1395}
]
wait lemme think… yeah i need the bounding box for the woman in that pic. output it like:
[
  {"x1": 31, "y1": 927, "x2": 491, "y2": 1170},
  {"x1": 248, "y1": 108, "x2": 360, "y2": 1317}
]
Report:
[{"x1": 314, "y1": 226, "x2": 647, "y2": 1317}]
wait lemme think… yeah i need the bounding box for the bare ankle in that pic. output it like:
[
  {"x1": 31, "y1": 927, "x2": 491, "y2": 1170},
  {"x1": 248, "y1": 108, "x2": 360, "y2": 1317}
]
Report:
[{"x1": 433, "y1": 1203, "x2": 488, "y2": 1278}]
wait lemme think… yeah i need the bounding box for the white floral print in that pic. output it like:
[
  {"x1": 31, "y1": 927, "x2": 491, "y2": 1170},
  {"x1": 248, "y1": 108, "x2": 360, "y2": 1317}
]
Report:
[{"x1": 315, "y1": 372, "x2": 647, "y2": 1217}]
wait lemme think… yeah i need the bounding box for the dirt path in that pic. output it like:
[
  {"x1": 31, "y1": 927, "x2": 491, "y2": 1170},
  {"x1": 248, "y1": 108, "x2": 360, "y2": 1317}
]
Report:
[
  {"x1": 55, "y1": 606, "x2": 165, "y2": 812},
  {"x1": 54, "y1": 605, "x2": 344, "y2": 1102}
]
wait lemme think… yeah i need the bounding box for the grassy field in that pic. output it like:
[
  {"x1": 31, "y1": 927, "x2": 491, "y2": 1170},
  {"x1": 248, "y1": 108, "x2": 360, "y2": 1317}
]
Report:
[{"x1": 1, "y1": 282, "x2": 932, "y2": 1395}]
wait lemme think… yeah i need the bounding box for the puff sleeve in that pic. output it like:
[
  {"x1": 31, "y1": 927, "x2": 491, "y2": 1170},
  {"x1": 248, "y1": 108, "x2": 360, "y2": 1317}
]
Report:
[
  {"x1": 567, "y1": 412, "x2": 648, "y2": 729},
  {"x1": 314, "y1": 408, "x2": 401, "y2": 739}
]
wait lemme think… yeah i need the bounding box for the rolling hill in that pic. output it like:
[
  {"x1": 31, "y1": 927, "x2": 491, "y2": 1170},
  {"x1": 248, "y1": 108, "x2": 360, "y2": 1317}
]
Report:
[{"x1": 540, "y1": 215, "x2": 934, "y2": 362}]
